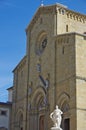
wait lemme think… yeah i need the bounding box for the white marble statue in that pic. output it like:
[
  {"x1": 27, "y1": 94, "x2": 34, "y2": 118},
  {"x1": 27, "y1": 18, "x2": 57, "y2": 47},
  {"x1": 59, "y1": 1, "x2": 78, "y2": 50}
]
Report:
[{"x1": 50, "y1": 105, "x2": 63, "y2": 129}]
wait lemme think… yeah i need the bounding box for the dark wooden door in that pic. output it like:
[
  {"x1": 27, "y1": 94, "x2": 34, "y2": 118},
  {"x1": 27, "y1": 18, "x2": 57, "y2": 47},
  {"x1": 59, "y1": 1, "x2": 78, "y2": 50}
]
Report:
[
  {"x1": 39, "y1": 115, "x2": 44, "y2": 130},
  {"x1": 20, "y1": 128, "x2": 23, "y2": 130},
  {"x1": 64, "y1": 119, "x2": 70, "y2": 130}
]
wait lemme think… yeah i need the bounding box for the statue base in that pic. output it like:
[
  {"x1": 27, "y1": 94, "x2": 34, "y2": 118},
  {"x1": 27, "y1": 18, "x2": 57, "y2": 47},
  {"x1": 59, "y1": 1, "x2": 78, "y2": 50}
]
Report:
[{"x1": 51, "y1": 127, "x2": 62, "y2": 130}]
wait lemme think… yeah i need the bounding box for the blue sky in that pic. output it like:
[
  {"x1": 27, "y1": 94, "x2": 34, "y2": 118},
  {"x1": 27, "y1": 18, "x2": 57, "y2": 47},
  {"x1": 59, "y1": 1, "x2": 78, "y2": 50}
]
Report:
[{"x1": 0, "y1": 0, "x2": 86, "y2": 102}]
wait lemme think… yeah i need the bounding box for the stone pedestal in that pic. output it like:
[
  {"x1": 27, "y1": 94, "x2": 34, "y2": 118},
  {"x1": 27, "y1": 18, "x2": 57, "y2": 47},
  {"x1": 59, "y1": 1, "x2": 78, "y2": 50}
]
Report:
[{"x1": 51, "y1": 127, "x2": 62, "y2": 130}]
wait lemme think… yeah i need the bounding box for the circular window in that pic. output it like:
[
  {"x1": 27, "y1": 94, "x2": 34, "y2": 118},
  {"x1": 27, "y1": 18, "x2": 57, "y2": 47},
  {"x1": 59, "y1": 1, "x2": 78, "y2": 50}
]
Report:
[{"x1": 36, "y1": 37, "x2": 47, "y2": 55}]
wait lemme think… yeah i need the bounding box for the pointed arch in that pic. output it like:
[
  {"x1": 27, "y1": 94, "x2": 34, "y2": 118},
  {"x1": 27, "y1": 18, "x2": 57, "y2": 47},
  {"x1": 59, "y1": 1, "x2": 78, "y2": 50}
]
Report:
[
  {"x1": 15, "y1": 108, "x2": 24, "y2": 128},
  {"x1": 57, "y1": 92, "x2": 70, "y2": 130},
  {"x1": 31, "y1": 87, "x2": 46, "y2": 109},
  {"x1": 29, "y1": 87, "x2": 47, "y2": 130},
  {"x1": 57, "y1": 92, "x2": 70, "y2": 109}
]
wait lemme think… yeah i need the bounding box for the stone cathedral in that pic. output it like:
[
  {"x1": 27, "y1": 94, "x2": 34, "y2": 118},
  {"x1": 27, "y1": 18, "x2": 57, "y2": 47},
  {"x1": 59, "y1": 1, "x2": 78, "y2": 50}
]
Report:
[{"x1": 11, "y1": 3, "x2": 86, "y2": 130}]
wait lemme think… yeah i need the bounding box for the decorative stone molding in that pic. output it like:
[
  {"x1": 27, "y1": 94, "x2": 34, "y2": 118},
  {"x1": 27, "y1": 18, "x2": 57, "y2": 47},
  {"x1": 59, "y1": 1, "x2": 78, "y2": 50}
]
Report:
[
  {"x1": 15, "y1": 108, "x2": 24, "y2": 121},
  {"x1": 58, "y1": 8, "x2": 86, "y2": 23},
  {"x1": 57, "y1": 37, "x2": 69, "y2": 45},
  {"x1": 76, "y1": 76, "x2": 86, "y2": 82},
  {"x1": 58, "y1": 92, "x2": 70, "y2": 105},
  {"x1": 58, "y1": 8, "x2": 66, "y2": 15},
  {"x1": 55, "y1": 32, "x2": 86, "y2": 46},
  {"x1": 26, "y1": 4, "x2": 86, "y2": 32},
  {"x1": 66, "y1": 10, "x2": 86, "y2": 23},
  {"x1": 56, "y1": 33, "x2": 73, "y2": 47},
  {"x1": 31, "y1": 87, "x2": 46, "y2": 107}
]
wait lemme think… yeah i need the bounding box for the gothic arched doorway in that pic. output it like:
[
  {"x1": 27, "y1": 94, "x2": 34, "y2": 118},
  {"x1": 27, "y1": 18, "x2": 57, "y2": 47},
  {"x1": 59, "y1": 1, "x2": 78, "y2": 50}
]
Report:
[
  {"x1": 57, "y1": 92, "x2": 70, "y2": 130},
  {"x1": 37, "y1": 96, "x2": 46, "y2": 130},
  {"x1": 29, "y1": 87, "x2": 49, "y2": 130}
]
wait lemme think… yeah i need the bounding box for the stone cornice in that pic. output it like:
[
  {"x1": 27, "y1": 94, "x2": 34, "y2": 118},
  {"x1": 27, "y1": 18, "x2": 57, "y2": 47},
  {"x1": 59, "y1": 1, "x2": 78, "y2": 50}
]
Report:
[
  {"x1": 57, "y1": 7, "x2": 86, "y2": 23},
  {"x1": 65, "y1": 9, "x2": 86, "y2": 23},
  {"x1": 25, "y1": 4, "x2": 68, "y2": 32},
  {"x1": 55, "y1": 32, "x2": 86, "y2": 46},
  {"x1": 66, "y1": 8, "x2": 86, "y2": 18},
  {"x1": 55, "y1": 32, "x2": 86, "y2": 38},
  {"x1": 25, "y1": 4, "x2": 86, "y2": 33},
  {"x1": 77, "y1": 107, "x2": 86, "y2": 111},
  {"x1": 76, "y1": 76, "x2": 86, "y2": 82}
]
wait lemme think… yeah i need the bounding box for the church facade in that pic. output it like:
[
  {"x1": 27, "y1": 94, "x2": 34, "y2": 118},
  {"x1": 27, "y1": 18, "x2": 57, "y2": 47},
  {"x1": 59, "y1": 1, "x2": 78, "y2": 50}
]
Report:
[{"x1": 11, "y1": 4, "x2": 86, "y2": 130}]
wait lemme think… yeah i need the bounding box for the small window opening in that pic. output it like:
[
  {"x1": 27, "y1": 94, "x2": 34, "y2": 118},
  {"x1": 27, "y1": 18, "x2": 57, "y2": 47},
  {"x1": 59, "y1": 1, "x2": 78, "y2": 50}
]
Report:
[
  {"x1": 62, "y1": 10, "x2": 65, "y2": 15},
  {"x1": 84, "y1": 32, "x2": 86, "y2": 34},
  {"x1": 62, "y1": 46, "x2": 65, "y2": 54},
  {"x1": 66, "y1": 25, "x2": 68, "y2": 32},
  {"x1": 1, "y1": 110, "x2": 7, "y2": 116}
]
